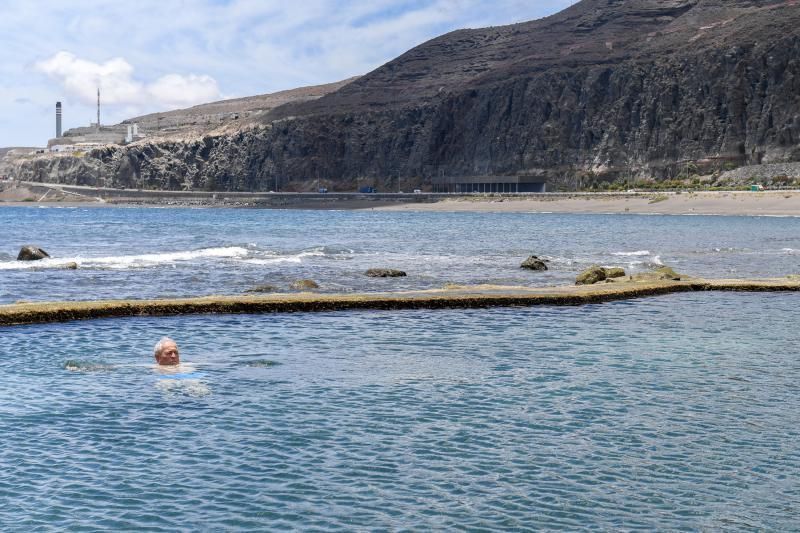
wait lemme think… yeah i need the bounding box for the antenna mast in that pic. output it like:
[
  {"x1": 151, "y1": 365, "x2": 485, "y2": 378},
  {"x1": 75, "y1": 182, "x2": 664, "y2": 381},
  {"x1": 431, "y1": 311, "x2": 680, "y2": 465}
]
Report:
[{"x1": 96, "y1": 88, "x2": 100, "y2": 131}]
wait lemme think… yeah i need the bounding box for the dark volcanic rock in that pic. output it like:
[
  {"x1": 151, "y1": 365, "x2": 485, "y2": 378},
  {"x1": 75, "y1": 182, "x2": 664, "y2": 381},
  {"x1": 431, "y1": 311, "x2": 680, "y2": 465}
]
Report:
[
  {"x1": 521, "y1": 256, "x2": 548, "y2": 271},
  {"x1": 17, "y1": 245, "x2": 50, "y2": 261},
  {"x1": 10, "y1": 1, "x2": 800, "y2": 190},
  {"x1": 365, "y1": 268, "x2": 407, "y2": 277}
]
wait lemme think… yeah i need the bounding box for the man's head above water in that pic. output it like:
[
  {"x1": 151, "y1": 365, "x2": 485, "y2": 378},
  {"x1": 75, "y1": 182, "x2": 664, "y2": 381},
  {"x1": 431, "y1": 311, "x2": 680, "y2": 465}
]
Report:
[{"x1": 154, "y1": 337, "x2": 180, "y2": 366}]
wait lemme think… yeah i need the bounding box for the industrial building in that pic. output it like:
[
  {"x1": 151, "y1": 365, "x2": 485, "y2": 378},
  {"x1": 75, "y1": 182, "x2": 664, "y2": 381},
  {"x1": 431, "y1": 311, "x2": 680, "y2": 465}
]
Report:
[
  {"x1": 47, "y1": 92, "x2": 145, "y2": 153},
  {"x1": 432, "y1": 174, "x2": 547, "y2": 193}
]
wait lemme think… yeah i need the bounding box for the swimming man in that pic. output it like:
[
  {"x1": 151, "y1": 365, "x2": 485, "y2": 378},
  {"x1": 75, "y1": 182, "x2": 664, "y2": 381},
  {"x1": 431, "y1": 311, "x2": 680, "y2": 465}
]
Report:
[{"x1": 154, "y1": 337, "x2": 180, "y2": 366}]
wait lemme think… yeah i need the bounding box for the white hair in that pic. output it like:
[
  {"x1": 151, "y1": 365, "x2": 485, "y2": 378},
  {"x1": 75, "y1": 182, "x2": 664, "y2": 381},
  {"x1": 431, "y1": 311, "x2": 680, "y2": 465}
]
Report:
[{"x1": 154, "y1": 336, "x2": 175, "y2": 358}]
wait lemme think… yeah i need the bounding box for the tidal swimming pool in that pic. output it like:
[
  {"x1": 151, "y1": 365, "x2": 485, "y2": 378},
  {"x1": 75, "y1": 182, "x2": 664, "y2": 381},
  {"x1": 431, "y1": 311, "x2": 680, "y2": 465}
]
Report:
[{"x1": 1, "y1": 292, "x2": 799, "y2": 530}]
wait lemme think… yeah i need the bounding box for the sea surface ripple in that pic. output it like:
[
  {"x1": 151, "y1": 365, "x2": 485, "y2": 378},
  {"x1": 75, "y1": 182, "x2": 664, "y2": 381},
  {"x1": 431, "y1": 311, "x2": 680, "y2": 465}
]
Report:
[
  {"x1": 1, "y1": 293, "x2": 799, "y2": 530},
  {"x1": 3, "y1": 207, "x2": 800, "y2": 303}
]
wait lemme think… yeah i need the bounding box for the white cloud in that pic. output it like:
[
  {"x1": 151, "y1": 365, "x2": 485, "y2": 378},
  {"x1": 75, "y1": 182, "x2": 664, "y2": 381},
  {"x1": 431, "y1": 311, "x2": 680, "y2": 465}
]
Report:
[
  {"x1": 35, "y1": 51, "x2": 221, "y2": 109},
  {"x1": 147, "y1": 73, "x2": 221, "y2": 108},
  {"x1": 1, "y1": 1, "x2": 578, "y2": 146}
]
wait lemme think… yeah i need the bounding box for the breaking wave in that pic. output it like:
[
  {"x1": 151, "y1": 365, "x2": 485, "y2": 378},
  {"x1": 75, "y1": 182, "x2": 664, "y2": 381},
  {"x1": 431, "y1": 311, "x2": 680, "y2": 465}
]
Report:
[
  {"x1": 0, "y1": 244, "x2": 357, "y2": 271},
  {"x1": 0, "y1": 246, "x2": 249, "y2": 270},
  {"x1": 242, "y1": 246, "x2": 354, "y2": 266}
]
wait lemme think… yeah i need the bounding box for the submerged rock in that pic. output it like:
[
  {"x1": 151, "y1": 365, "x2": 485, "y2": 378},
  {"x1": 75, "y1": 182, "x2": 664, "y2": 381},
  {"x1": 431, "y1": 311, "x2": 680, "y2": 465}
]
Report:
[
  {"x1": 290, "y1": 279, "x2": 319, "y2": 290},
  {"x1": 576, "y1": 265, "x2": 607, "y2": 285},
  {"x1": 365, "y1": 268, "x2": 407, "y2": 278},
  {"x1": 520, "y1": 256, "x2": 548, "y2": 271},
  {"x1": 62, "y1": 262, "x2": 78, "y2": 270},
  {"x1": 17, "y1": 245, "x2": 50, "y2": 261},
  {"x1": 246, "y1": 284, "x2": 278, "y2": 293}
]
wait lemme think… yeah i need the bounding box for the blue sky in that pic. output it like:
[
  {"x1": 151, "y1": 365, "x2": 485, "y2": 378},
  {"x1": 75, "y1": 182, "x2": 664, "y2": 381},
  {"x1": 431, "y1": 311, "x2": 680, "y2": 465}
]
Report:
[{"x1": 0, "y1": 0, "x2": 577, "y2": 147}]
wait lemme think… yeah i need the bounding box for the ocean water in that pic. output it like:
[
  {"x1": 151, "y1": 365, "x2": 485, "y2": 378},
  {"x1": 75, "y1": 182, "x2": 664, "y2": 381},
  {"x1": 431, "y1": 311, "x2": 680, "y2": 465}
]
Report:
[
  {"x1": 2, "y1": 206, "x2": 800, "y2": 529},
  {"x1": 1, "y1": 293, "x2": 799, "y2": 530},
  {"x1": 2, "y1": 206, "x2": 800, "y2": 304}
]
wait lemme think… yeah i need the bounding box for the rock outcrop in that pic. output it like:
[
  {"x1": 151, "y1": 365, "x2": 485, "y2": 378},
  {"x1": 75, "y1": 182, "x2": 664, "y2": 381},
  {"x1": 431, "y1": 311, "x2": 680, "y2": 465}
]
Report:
[
  {"x1": 521, "y1": 256, "x2": 548, "y2": 271},
  {"x1": 365, "y1": 269, "x2": 407, "y2": 277},
  {"x1": 9, "y1": 0, "x2": 800, "y2": 190},
  {"x1": 290, "y1": 279, "x2": 319, "y2": 291},
  {"x1": 605, "y1": 267, "x2": 626, "y2": 279},
  {"x1": 576, "y1": 265, "x2": 608, "y2": 285},
  {"x1": 631, "y1": 266, "x2": 682, "y2": 282},
  {"x1": 17, "y1": 245, "x2": 49, "y2": 261},
  {"x1": 576, "y1": 265, "x2": 628, "y2": 285}
]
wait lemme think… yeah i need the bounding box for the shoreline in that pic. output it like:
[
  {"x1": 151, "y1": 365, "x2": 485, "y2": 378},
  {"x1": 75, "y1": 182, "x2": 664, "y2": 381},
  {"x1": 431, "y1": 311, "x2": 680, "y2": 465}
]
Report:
[
  {"x1": 4, "y1": 181, "x2": 800, "y2": 216},
  {"x1": 2, "y1": 277, "x2": 799, "y2": 326},
  {"x1": 373, "y1": 190, "x2": 800, "y2": 217}
]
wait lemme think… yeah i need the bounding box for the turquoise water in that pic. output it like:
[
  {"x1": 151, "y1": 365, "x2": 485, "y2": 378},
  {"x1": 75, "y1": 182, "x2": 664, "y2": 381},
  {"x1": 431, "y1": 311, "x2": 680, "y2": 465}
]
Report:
[
  {"x1": 2, "y1": 206, "x2": 800, "y2": 303},
  {"x1": 2, "y1": 293, "x2": 799, "y2": 530}
]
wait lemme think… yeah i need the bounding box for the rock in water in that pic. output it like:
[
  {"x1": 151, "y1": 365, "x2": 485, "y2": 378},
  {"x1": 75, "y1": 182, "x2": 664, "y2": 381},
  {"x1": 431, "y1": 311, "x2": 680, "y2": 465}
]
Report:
[
  {"x1": 290, "y1": 279, "x2": 319, "y2": 290},
  {"x1": 246, "y1": 284, "x2": 278, "y2": 293},
  {"x1": 63, "y1": 262, "x2": 78, "y2": 270},
  {"x1": 17, "y1": 245, "x2": 50, "y2": 261},
  {"x1": 605, "y1": 267, "x2": 626, "y2": 279},
  {"x1": 576, "y1": 265, "x2": 607, "y2": 285},
  {"x1": 365, "y1": 269, "x2": 407, "y2": 277},
  {"x1": 520, "y1": 256, "x2": 548, "y2": 271}
]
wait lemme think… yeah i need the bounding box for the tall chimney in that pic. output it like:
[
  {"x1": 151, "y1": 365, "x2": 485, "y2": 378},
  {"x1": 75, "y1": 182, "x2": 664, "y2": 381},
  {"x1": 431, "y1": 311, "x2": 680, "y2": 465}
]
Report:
[
  {"x1": 96, "y1": 88, "x2": 100, "y2": 132},
  {"x1": 56, "y1": 101, "x2": 62, "y2": 138}
]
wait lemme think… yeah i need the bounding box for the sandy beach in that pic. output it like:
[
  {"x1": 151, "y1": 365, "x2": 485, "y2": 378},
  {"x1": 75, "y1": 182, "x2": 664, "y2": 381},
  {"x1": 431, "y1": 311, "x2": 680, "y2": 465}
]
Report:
[
  {"x1": 3, "y1": 181, "x2": 800, "y2": 216},
  {"x1": 374, "y1": 191, "x2": 800, "y2": 217}
]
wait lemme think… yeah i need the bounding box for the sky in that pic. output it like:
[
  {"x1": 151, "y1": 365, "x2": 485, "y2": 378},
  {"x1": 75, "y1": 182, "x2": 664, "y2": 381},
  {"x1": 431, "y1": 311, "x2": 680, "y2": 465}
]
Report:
[{"x1": 0, "y1": 0, "x2": 578, "y2": 147}]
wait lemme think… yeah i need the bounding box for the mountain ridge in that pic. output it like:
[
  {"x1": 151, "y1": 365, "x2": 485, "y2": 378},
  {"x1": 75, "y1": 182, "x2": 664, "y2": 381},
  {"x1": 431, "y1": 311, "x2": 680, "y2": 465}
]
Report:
[{"x1": 9, "y1": 0, "x2": 800, "y2": 191}]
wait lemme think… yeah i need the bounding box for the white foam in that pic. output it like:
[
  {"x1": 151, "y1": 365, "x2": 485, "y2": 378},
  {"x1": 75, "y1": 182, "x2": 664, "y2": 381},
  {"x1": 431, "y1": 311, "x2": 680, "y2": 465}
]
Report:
[
  {"x1": 0, "y1": 246, "x2": 249, "y2": 270},
  {"x1": 244, "y1": 256, "x2": 303, "y2": 265},
  {"x1": 652, "y1": 255, "x2": 664, "y2": 266},
  {"x1": 612, "y1": 250, "x2": 651, "y2": 257},
  {"x1": 241, "y1": 246, "x2": 353, "y2": 266},
  {"x1": 155, "y1": 379, "x2": 211, "y2": 397}
]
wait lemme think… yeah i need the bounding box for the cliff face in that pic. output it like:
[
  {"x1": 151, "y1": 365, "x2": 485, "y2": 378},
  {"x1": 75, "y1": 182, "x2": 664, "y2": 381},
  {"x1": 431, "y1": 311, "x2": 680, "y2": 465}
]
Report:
[{"x1": 12, "y1": 0, "x2": 800, "y2": 190}]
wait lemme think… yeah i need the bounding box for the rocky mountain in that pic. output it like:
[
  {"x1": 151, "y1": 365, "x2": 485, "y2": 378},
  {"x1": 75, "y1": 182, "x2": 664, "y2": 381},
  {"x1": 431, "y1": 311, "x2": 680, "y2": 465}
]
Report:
[
  {"x1": 10, "y1": 0, "x2": 800, "y2": 190},
  {"x1": 118, "y1": 77, "x2": 359, "y2": 139}
]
